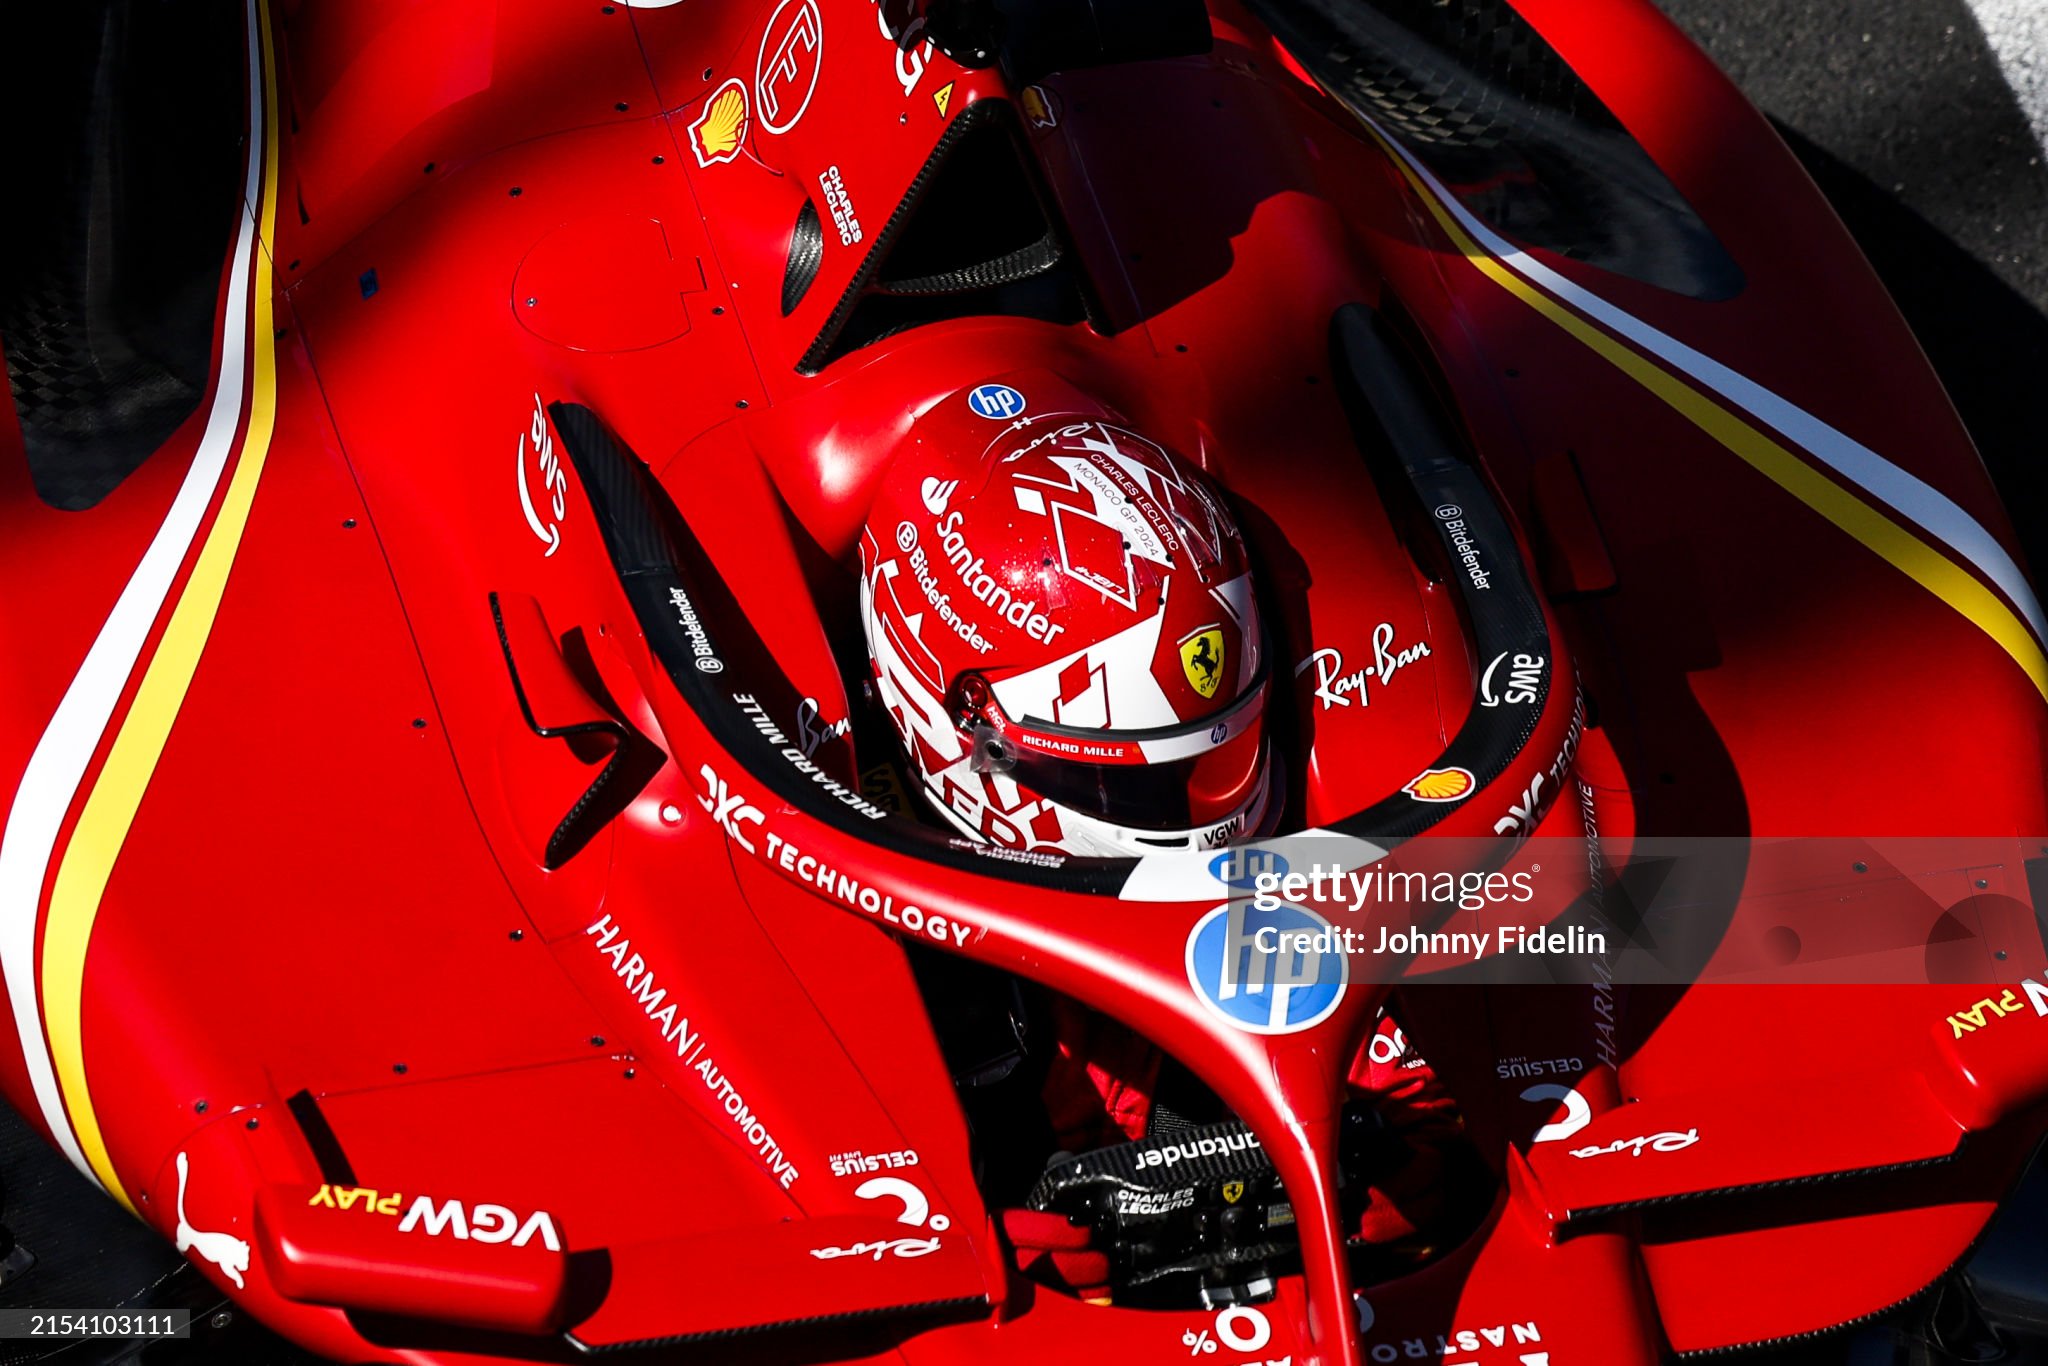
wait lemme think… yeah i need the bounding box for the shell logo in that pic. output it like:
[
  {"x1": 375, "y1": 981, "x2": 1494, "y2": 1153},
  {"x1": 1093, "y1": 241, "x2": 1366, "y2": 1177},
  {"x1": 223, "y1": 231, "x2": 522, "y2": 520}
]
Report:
[
  {"x1": 1403, "y1": 766, "x2": 1475, "y2": 803},
  {"x1": 689, "y1": 79, "x2": 750, "y2": 167}
]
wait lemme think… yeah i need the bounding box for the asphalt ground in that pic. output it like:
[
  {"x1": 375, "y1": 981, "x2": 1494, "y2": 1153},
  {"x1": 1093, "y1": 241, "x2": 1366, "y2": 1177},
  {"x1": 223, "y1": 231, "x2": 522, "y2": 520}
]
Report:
[{"x1": 1652, "y1": 0, "x2": 2048, "y2": 568}]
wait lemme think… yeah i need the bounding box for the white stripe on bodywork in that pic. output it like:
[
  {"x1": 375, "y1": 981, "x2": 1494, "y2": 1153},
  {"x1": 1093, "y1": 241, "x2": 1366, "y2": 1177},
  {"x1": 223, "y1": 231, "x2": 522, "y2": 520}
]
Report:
[
  {"x1": 0, "y1": 0, "x2": 265, "y2": 1182},
  {"x1": 1120, "y1": 830, "x2": 1381, "y2": 903},
  {"x1": 1366, "y1": 118, "x2": 2048, "y2": 650}
]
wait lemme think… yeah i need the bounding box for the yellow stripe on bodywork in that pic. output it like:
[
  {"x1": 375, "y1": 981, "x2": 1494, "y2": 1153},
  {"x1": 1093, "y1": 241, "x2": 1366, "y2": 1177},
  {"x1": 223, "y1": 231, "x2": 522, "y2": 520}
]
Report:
[
  {"x1": 1368, "y1": 128, "x2": 2048, "y2": 703},
  {"x1": 42, "y1": 0, "x2": 282, "y2": 1213}
]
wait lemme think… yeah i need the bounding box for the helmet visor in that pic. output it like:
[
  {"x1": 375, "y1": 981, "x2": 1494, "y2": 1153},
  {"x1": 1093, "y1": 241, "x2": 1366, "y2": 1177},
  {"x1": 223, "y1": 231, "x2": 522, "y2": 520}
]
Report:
[{"x1": 1004, "y1": 723, "x2": 1266, "y2": 832}]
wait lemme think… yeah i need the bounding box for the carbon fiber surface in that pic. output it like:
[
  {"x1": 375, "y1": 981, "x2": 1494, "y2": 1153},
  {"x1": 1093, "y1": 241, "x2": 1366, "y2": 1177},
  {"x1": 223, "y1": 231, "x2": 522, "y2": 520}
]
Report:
[{"x1": 1247, "y1": 0, "x2": 1745, "y2": 298}]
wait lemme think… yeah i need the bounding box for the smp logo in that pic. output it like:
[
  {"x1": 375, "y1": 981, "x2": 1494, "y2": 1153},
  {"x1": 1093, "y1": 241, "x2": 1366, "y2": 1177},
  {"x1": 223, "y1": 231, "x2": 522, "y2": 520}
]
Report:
[
  {"x1": 517, "y1": 393, "x2": 566, "y2": 557},
  {"x1": 1208, "y1": 847, "x2": 1286, "y2": 893},
  {"x1": 1185, "y1": 903, "x2": 1346, "y2": 1035},
  {"x1": 754, "y1": 0, "x2": 823, "y2": 135},
  {"x1": 1478, "y1": 651, "x2": 1544, "y2": 708}
]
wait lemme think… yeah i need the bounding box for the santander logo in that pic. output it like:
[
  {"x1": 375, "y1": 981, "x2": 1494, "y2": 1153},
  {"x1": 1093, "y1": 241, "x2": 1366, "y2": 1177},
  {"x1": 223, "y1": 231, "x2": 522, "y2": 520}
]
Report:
[{"x1": 921, "y1": 477, "x2": 956, "y2": 515}]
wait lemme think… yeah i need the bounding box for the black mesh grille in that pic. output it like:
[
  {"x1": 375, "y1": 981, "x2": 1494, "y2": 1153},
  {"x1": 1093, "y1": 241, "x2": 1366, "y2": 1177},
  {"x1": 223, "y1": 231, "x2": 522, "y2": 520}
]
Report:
[{"x1": 1246, "y1": 0, "x2": 1744, "y2": 300}]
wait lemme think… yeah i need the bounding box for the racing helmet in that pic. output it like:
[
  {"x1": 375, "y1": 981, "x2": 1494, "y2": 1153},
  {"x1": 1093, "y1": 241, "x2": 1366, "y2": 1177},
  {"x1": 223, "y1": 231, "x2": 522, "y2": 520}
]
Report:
[{"x1": 859, "y1": 378, "x2": 1271, "y2": 857}]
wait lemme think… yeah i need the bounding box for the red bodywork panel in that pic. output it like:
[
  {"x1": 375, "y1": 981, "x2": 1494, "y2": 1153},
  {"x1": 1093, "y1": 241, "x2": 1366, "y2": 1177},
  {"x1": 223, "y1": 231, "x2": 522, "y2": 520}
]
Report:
[{"x1": 3, "y1": 1, "x2": 2047, "y2": 1364}]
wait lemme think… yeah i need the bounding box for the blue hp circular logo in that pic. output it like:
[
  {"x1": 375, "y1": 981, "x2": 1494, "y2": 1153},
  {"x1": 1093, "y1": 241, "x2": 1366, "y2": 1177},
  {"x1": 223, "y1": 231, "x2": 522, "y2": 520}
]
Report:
[
  {"x1": 967, "y1": 383, "x2": 1026, "y2": 419},
  {"x1": 1185, "y1": 904, "x2": 1347, "y2": 1035}
]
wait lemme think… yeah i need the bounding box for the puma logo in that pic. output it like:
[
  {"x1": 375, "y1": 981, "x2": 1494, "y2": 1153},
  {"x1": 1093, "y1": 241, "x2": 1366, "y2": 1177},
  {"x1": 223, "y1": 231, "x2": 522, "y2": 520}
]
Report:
[{"x1": 174, "y1": 1151, "x2": 250, "y2": 1289}]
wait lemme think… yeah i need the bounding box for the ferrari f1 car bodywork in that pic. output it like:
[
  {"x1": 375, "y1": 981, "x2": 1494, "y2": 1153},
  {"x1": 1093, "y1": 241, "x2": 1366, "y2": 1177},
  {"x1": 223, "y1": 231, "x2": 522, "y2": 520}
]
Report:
[{"x1": 4, "y1": 1, "x2": 2048, "y2": 1363}]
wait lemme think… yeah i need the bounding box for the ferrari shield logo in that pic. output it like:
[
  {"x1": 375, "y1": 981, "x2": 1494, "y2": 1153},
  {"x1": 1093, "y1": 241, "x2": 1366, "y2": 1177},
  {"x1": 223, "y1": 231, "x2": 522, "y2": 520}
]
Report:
[
  {"x1": 1180, "y1": 627, "x2": 1225, "y2": 699},
  {"x1": 1222, "y1": 1179, "x2": 1245, "y2": 1205}
]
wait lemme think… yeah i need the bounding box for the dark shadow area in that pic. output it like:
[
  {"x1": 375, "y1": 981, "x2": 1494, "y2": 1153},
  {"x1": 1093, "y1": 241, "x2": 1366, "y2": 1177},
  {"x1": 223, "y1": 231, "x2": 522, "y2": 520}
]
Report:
[
  {"x1": 0, "y1": 1098, "x2": 178, "y2": 1325},
  {"x1": 1245, "y1": 0, "x2": 1745, "y2": 299},
  {"x1": 0, "y1": 0, "x2": 245, "y2": 511},
  {"x1": 0, "y1": 1099, "x2": 327, "y2": 1366},
  {"x1": 1774, "y1": 122, "x2": 2048, "y2": 578}
]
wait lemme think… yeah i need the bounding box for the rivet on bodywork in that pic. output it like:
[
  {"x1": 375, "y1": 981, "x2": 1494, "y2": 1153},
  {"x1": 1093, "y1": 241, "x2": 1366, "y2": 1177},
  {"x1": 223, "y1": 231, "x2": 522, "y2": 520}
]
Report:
[{"x1": 659, "y1": 803, "x2": 683, "y2": 824}]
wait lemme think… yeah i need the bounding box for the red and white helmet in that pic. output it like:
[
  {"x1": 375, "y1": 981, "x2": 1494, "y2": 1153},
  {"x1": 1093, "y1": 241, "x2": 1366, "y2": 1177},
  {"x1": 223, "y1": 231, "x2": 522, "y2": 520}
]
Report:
[{"x1": 859, "y1": 376, "x2": 1271, "y2": 857}]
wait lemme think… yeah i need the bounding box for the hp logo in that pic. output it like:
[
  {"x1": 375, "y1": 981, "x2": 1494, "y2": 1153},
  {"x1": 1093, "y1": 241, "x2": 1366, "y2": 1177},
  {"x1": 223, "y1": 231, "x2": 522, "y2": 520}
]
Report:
[
  {"x1": 967, "y1": 383, "x2": 1027, "y2": 420},
  {"x1": 1185, "y1": 903, "x2": 1346, "y2": 1035}
]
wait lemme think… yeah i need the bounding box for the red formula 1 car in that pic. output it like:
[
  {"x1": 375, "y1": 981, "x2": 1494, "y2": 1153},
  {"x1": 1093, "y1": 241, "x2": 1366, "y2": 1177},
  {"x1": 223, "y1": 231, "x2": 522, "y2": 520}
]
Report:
[{"x1": 5, "y1": 0, "x2": 2048, "y2": 1363}]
